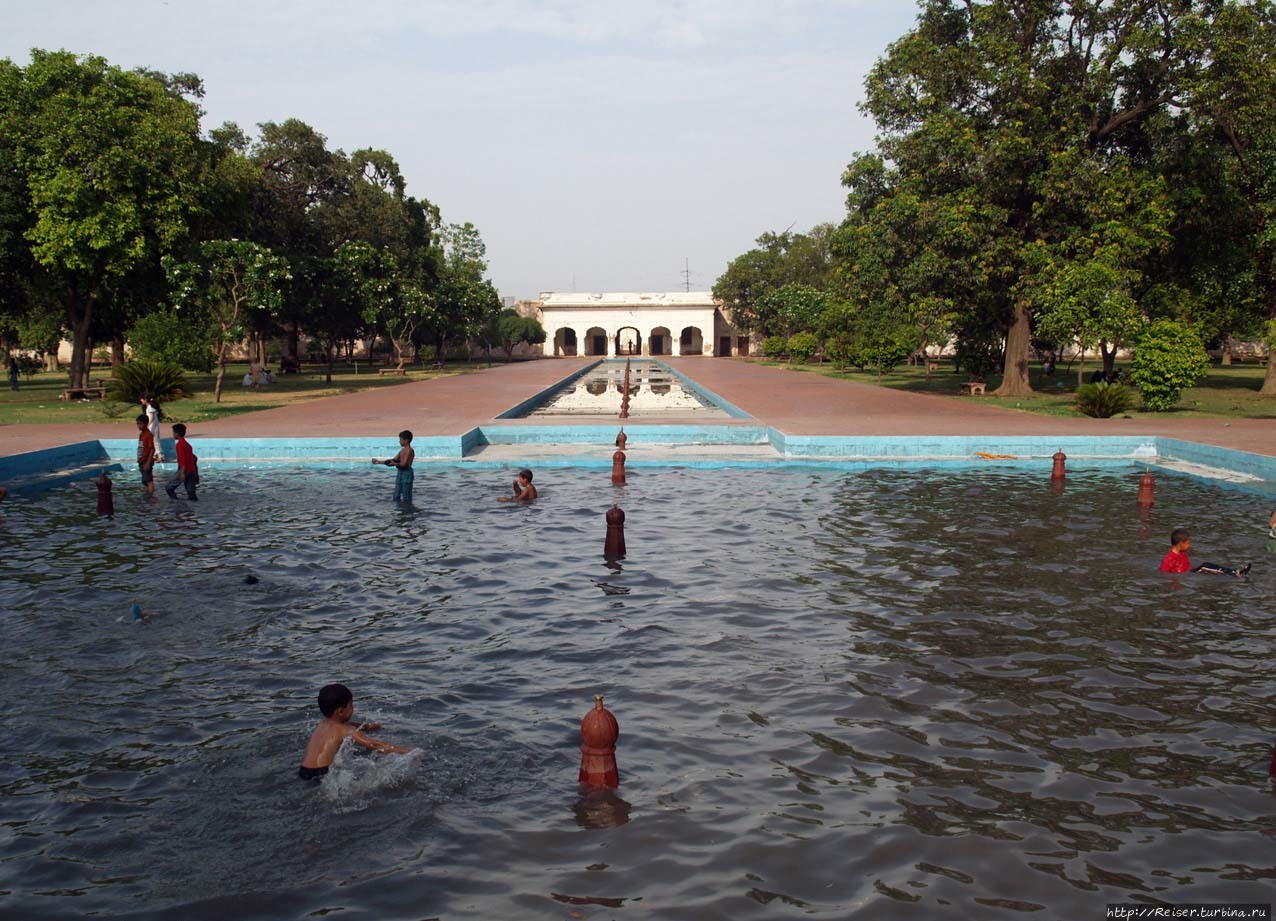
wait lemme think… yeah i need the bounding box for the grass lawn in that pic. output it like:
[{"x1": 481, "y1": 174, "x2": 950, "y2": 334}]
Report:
[
  {"x1": 747, "y1": 358, "x2": 1276, "y2": 420},
  {"x1": 0, "y1": 360, "x2": 483, "y2": 427}
]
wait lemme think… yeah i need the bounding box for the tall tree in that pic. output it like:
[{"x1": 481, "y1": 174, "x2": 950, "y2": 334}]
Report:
[
  {"x1": 852, "y1": 0, "x2": 1201, "y2": 395},
  {"x1": 7, "y1": 51, "x2": 205, "y2": 387},
  {"x1": 165, "y1": 240, "x2": 290, "y2": 401}
]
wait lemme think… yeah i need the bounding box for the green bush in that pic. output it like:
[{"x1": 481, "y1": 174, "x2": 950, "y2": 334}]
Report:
[
  {"x1": 786, "y1": 332, "x2": 819, "y2": 363},
  {"x1": 127, "y1": 309, "x2": 213, "y2": 371},
  {"x1": 761, "y1": 336, "x2": 788, "y2": 359},
  {"x1": 1130, "y1": 320, "x2": 1210, "y2": 411},
  {"x1": 824, "y1": 334, "x2": 854, "y2": 370},
  {"x1": 108, "y1": 361, "x2": 190, "y2": 405},
  {"x1": 1074, "y1": 382, "x2": 1135, "y2": 418}
]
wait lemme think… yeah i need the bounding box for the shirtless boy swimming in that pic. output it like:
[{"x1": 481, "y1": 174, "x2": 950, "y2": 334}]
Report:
[{"x1": 298, "y1": 683, "x2": 409, "y2": 781}]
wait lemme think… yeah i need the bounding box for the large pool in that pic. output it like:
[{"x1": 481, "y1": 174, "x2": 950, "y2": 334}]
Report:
[{"x1": 1, "y1": 465, "x2": 1273, "y2": 919}]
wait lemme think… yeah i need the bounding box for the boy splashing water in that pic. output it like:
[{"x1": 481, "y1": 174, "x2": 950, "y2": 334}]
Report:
[
  {"x1": 1159, "y1": 528, "x2": 1250, "y2": 577},
  {"x1": 299, "y1": 684, "x2": 410, "y2": 781}
]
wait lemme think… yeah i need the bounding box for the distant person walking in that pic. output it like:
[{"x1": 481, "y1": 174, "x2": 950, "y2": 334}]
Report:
[{"x1": 7, "y1": 357, "x2": 18, "y2": 391}]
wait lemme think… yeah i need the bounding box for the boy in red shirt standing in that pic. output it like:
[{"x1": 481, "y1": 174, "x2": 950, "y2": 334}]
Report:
[
  {"x1": 165, "y1": 423, "x2": 199, "y2": 501},
  {"x1": 1159, "y1": 528, "x2": 1249, "y2": 576}
]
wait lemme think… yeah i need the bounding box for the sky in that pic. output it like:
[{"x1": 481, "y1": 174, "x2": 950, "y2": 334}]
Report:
[{"x1": 2, "y1": 0, "x2": 921, "y2": 301}]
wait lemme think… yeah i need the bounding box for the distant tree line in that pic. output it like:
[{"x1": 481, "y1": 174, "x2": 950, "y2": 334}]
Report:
[
  {"x1": 714, "y1": 1, "x2": 1276, "y2": 405},
  {"x1": 0, "y1": 49, "x2": 524, "y2": 399}
]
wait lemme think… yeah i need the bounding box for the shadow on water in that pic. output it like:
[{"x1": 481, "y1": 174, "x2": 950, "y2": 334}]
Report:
[{"x1": 1, "y1": 465, "x2": 1274, "y2": 919}]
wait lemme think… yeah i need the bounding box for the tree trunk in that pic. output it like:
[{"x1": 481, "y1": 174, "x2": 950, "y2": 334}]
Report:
[
  {"x1": 1261, "y1": 355, "x2": 1276, "y2": 395},
  {"x1": 1077, "y1": 345, "x2": 1085, "y2": 387},
  {"x1": 287, "y1": 324, "x2": 300, "y2": 360},
  {"x1": 82, "y1": 336, "x2": 93, "y2": 388},
  {"x1": 1101, "y1": 340, "x2": 1116, "y2": 377},
  {"x1": 325, "y1": 346, "x2": 333, "y2": 384},
  {"x1": 1221, "y1": 335, "x2": 1233, "y2": 365},
  {"x1": 111, "y1": 336, "x2": 125, "y2": 373},
  {"x1": 258, "y1": 336, "x2": 267, "y2": 368},
  {"x1": 66, "y1": 285, "x2": 92, "y2": 388},
  {"x1": 994, "y1": 303, "x2": 1034, "y2": 396},
  {"x1": 214, "y1": 343, "x2": 227, "y2": 403}
]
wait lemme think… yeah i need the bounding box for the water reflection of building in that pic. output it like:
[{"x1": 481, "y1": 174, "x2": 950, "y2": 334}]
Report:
[{"x1": 517, "y1": 292, "x2": 752, "y2": 358}]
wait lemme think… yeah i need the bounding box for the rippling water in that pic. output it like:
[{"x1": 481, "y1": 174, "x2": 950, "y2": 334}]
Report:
[{"x1": 1, "y1": 465, "x2": 1273, "y2": 920}]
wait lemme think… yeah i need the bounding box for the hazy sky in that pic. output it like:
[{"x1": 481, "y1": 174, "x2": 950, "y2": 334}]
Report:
[{"x1": 2, "y1": 1, "x2": 920, "y2": 300}]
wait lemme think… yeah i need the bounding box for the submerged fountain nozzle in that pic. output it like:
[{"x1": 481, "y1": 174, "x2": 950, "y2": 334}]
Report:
[
  {"x1": 579, "y1": 694, "x2": 620, "y2": 788},
  {"x1": 611, "y1": 449, "x2": 627, "y2": 485},
  {"x1": 1137, "y1": 470, "x2": 1155, "y2": 508},
  {"x1": 604, "y1": 505, "x2": 626, "y2": 558}
]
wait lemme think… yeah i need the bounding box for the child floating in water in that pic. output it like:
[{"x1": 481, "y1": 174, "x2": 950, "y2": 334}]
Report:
[
  {"x1": 299, "y1": 683, "x2": 409, "y2": 781},
  {"x1": 373, "y1": 430, "x2": 415, "y2": 503},
  {"x1": 1159, "y1": 528, "x2": 1250, "y2": 577},
  {"x1": 498, "y1": 468, "x2": 537, "y2": 502}
]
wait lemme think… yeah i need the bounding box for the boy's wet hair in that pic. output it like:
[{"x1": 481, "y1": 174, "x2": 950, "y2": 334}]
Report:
[
  {"x1": 171, "y1": 423, "x2": 187, "y2": 436},
  {"x1": 399, "y1": 430, "x2": 413, "y2": 442},
  {"x1": 1170, "y1": 528, "x2": 1190, "y2": 546},
  {"x1": 519, "y1": 468, "x2": 533, "y2": 482},
  {"x1": 136, "y1": 414, "x2": 148, "y2": 424},
  {"x1": 318, "y1": 683, "x2": 353, "y2": 716}
]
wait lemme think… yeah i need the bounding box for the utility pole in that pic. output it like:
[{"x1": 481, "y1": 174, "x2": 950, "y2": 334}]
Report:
[{"x1": 681, "y1": 257, "x2": 691, "y2": 292}]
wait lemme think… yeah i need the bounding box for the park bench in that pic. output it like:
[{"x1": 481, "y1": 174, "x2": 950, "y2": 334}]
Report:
[
  {"x1": 959, "y1": 382, "x2": 987, "y2": 396},
  {"x1": 60, "y1": 385, "x2": 106, "y2": 401},
  {"x1": 378, "y1": 367, "x2": 408, "y2": 377}
]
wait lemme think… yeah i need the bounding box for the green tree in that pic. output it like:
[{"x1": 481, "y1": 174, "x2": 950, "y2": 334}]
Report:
[
  {"x1": 492, "y1": 309, "x2": 546, "y2": 361},
  {"x1": 165, "y1": 240, "x2": 290, "y2": 401},
  {"x1": 7, "y1": 51, "x2": 205, "y2": 388},
  {"x1": 1130, "y1": 319, "x2": 1211, "y2": 411},
  {"x1": 852, "y1": 0, "x2": 1201, "y2": 396},
  {"x1": 335, "y1": 241, "x2": 433, "y2": 369},
  {"x1": 126, "y1": 308, "x2": 212, "y2": 371},
  {"x1": 713, "y1": 226, "x2": 835, "y2": 334}
]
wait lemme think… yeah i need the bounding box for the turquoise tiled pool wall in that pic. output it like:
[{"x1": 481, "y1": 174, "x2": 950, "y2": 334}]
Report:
[
  {"x1": 495, "y1": 360, "x2": 601, "y2": 418},
  {"x1": 770, "y1": 433, "x2": 1161, "y2": 460},
  {"x1": 96, "y1": 435, "x2": 469, "y2": 461},
  {"x1": 1156, "y1": 438, "x2": 1276, "y2": 481}
]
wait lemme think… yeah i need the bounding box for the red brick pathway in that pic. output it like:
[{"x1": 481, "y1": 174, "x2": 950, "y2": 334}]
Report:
[{"x1": 2, "y1": 357, "x2": 1273, "y2": 457}]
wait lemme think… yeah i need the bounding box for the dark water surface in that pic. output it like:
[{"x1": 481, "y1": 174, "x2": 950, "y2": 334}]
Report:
[{"x1": 1, "y1": 465, "x2": 1273, "y2": 920}]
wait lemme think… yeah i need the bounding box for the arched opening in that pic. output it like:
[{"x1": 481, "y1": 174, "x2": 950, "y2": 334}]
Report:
[
  {"x1": 585, "y1": 327, "x2": 608, "y2": 357},
  {"x1": 554, "y1": 328, "x2": 578, "y2": 357},
  {"x1": 679, "y1": 326, "x2": 703, "y2": 355},
  {"x1": 648, "y1": 327, "x2": 671, "y2": 356},
  {"x1": 615, "y1": 326, "x2": 641, "y2": 356},
  {"x1": 585, "y1": 378, "x2": 609, "y2": 396}
]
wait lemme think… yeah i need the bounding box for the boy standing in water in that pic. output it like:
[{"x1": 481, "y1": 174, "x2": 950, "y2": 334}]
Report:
[
  {"x1": 165, "y1": 423, "x2": 199, "y2": 501},
  {"x1": 498, "y1": 468, "x2": 538, "y2": 502},
  {"x1": 373, "y1": 430, "x2": 414, "y2": 503},
  {"x1": 1159, "y1": 528, "x2": 1250, "y2": 576},
  {"x1": 299, "y1": 683, "x2": 409, "y2": 780},
  {"x1": 136, "y1": 414, "x2": 156, "y2": 497}
]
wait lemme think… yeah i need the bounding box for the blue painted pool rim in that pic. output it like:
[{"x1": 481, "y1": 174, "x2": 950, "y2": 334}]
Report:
[{"x1": 3, "y1": 432, "x2": 1275, "y2": 497}]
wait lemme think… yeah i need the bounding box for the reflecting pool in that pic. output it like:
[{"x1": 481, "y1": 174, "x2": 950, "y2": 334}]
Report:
[
  {"x1": 525, "y1": 360, "x2": 731, "y2": 417},
  {"x1": 0, "y1": 465, "x2": 1273, "y2": 920}
]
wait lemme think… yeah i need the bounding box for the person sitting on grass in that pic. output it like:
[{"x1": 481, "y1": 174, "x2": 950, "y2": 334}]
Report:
[
  {"x1": 298, "y1": 683, "x2": 410, "y2": 781},
  {"x1": 1159, "y1": 528, "x2": 1250, "y2": 577}
]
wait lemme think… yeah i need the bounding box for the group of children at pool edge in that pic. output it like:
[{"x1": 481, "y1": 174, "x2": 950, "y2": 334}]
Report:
[{"x1": 134, "y1": 394, "x2": 198, "y2": 501}]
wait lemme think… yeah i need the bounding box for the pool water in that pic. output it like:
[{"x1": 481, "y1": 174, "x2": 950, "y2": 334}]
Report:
[
  {"x1": 528, "y1": 360, "x2": 730, "y2": 417},
  {"x1": 1, "y1": 465, "x2": 1274, "y2": 920}
]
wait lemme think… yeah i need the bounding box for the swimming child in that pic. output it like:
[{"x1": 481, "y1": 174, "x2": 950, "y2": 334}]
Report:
[
  {"x1": 498, "y1": 468, "x2": 537, "y2": 502},
  {"x1": 372, "y1": 430, "x2": 415, "y2": 503},
  {"x1": 95, "y1": 469, "x2": 114, "y2": 517},
  {"x1": 298, "y1": 683, "x2": 409, "y2": 781},
  {"x1": 1159, "y1": 528, "x2": 1250, "y2": 577}
]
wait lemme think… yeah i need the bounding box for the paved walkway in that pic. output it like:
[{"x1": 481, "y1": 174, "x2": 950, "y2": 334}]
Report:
[{"x1": 2, "y1": 358, "x2": 1273, "y2": 457}]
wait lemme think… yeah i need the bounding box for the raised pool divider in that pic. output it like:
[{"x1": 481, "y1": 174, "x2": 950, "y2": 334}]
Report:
[
  {"x1": 3, "y1": 434, "x2": 1276, "y2": 495},
  {"x1": 493, "y1": 358, "x2": 752, "y2": 420}
]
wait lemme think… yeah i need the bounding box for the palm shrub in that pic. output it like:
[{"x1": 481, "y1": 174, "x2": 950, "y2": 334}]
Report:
[
  {"x1": 761, "y1": 336, "x2": 788, "y2": 359},
  {"x1": 1130, "y1": 320, "x2": 1210, "y2": 411},
  {"x1": 1074, "y1": 382, "x2": 1135, "y2": 418},
  {"x1": 108, "y1": 360, "x2": 189, "y2": 405}
]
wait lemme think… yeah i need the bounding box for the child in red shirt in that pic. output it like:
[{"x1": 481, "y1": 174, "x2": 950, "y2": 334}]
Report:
[
  {"x1": 165, "y1": 423, "x2": 199, "y2": 501},
  {"x1": 1159, "y1": 528, "x2": 1249, "y2": 576}
]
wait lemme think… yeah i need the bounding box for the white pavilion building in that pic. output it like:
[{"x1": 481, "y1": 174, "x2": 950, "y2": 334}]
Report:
[{"x1": 529, "y1": 292, "x2": 751, "y2": 358}]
